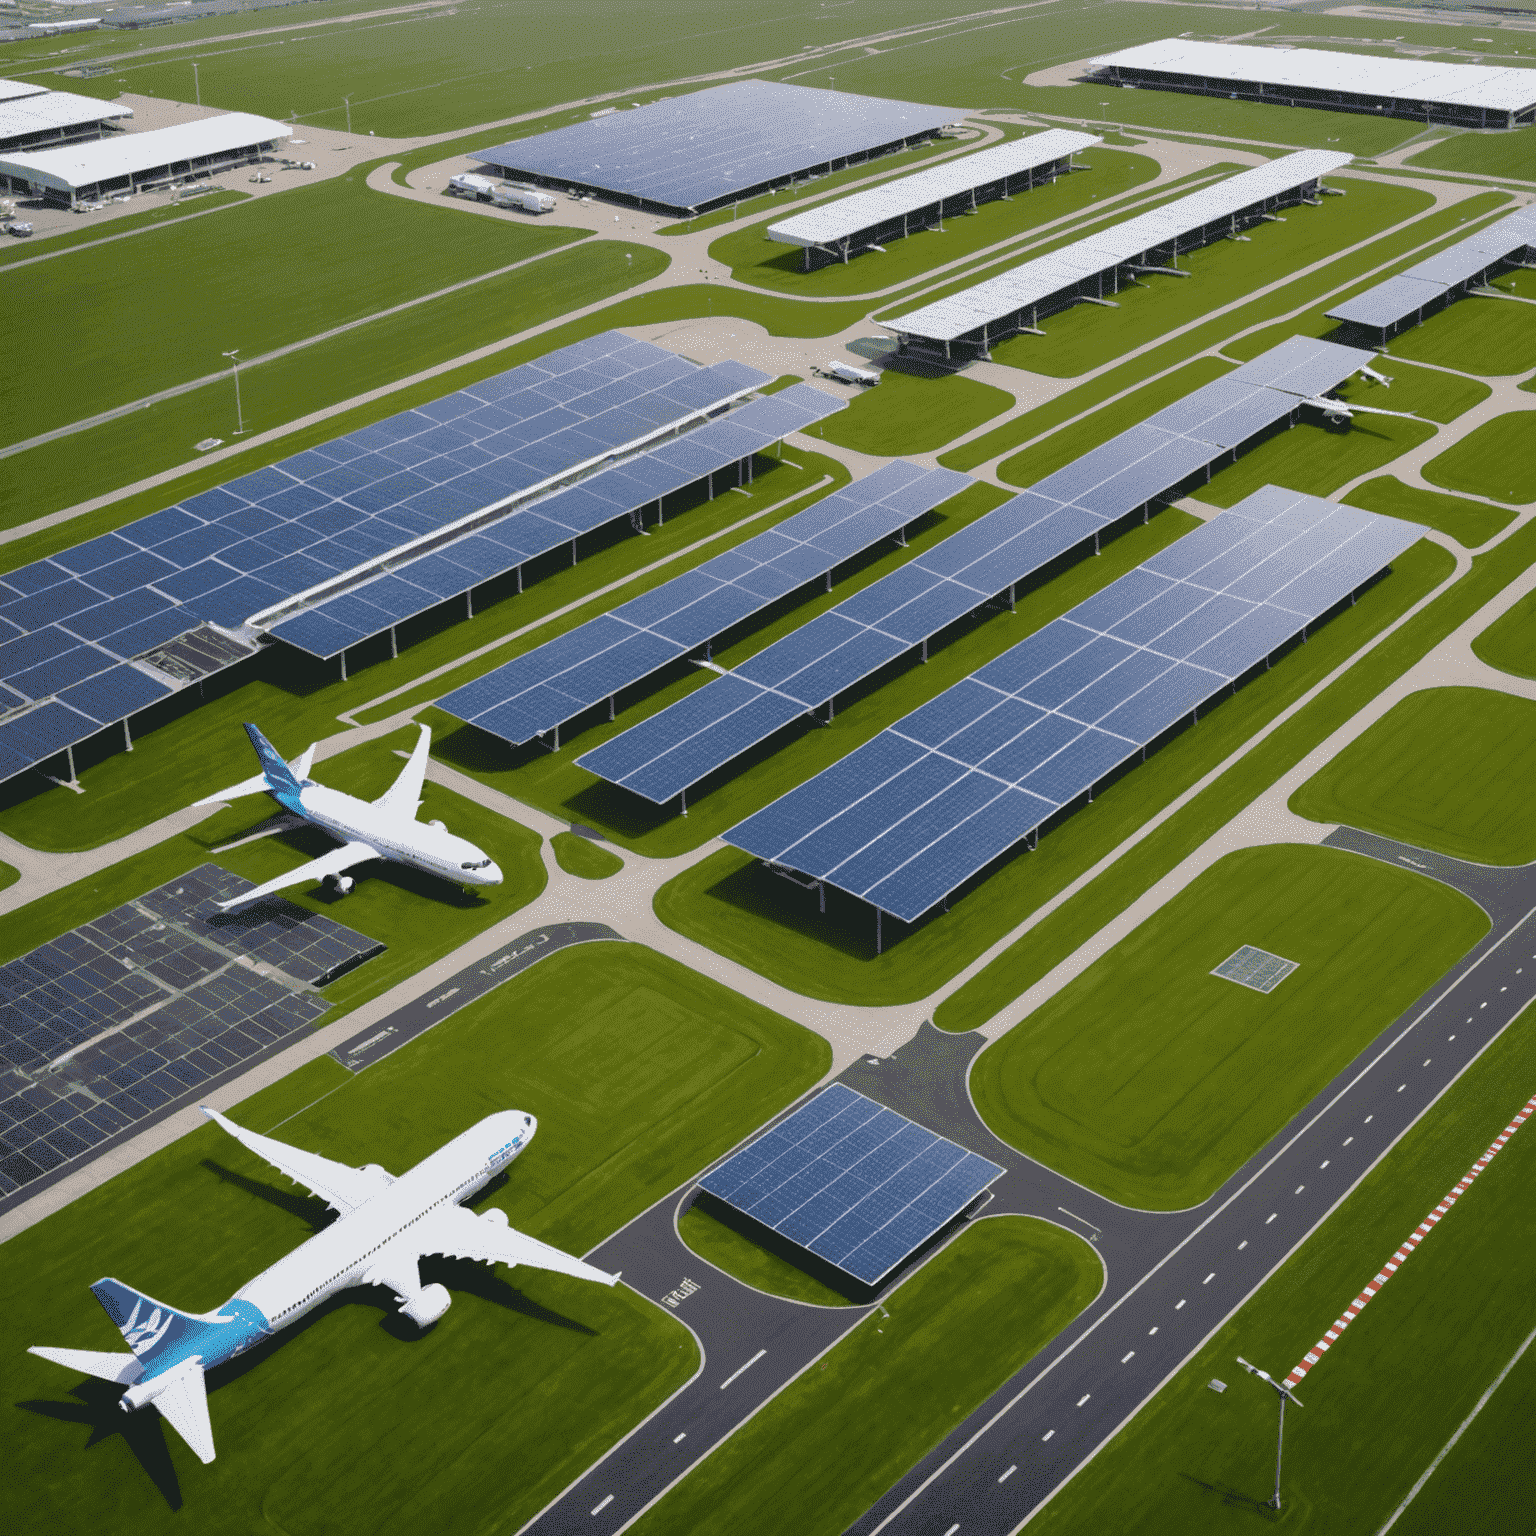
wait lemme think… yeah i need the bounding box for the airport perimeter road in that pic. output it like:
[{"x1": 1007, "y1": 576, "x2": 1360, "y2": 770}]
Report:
[{"x1": 848, "y1": 833, "x2": 1536, "y2": 1536}]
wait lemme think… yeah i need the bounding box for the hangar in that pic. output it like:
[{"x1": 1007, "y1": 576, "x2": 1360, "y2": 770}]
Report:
[
  {"x1": 0, "y1": 110, "x2": 289, "y2": 206},
  {"x1": 766, "y1": 129, "x2": 1100, "y2": 271},
  {"x1": 0, "y1": 82, "x2": 131, "y2": 155},
  {"x1": 1088, "y1": 38, "x2": 1536, "y2": 130},
  {"x1": 471, "y1": 80, "x2": 962, "y2": 218}
]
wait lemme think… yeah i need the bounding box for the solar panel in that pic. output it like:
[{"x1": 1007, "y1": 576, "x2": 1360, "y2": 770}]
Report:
[
  {"x1": 0, "y1": 864, "x2": 382, "y2": 1204},
  {"x1": 472, "y1": 81, "x2": 962, "y2": 217},
  {"x1": 440, "y1": 461, "x2": 970, "y2": 745},
  {"x1": 1326, "y1": 207, "x2": 1536, "y2": 333},
  {"x1": 698, "y1": 1083, "x2": 1002, "y2": 1285},
  {"x1": 885, "y1": 152, "x2": 1353, "y2": 346},
  {"x1": 272, "y1": 384, "x2": 838, "y2": 659},
  {"x1": 579, "y1": 336, "x2": 1376, "y2": 804},
  {"x1": 725, "y1": 486, "x2": 1425, "y2": 924},
  {"x1": 0, "y1": 333, "x2": 766, "y2": 786}
]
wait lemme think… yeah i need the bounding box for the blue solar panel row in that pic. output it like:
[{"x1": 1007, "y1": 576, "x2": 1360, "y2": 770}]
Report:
[
  {"x1": 578, "y1": 335, "x2": 1377, "y2": 804},
  {"x1": 271, "y1": 384, "x2": 838, "y2": 661},
  {"x1": 0, "y1": 331, "x2": 766, "y2": 786},
  {"x1": 438, "y1": 460, "x2": 970, "y2": 746},
  {"x1": 474, "y1": 80, "x2": 961, "y2": 216},
  {"x1": 726, "y1": 486, "x2": 1425, "y2": 924},
  {"x1": 699, "y1": 1082, "x2": 1003, "y2": 1286}
]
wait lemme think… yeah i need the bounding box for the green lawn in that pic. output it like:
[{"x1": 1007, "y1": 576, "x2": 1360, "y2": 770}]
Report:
[
  {"x1": 970, "y1": 845, "x2": 1487, "y2": 1209},
  {"x1": 804, "y1": 367, "x2": 1013, "y2": 455},
  {"x1": 1343, "y1": 477, "x2": 1514, "y2": 549},
  {"x1": 631, "y1": 1216, "x2": 1101, "y2": 1536},
  {"x1": 984, "y1": 179, "x2": 1433, "y2": 380},
  {"x1": 709, "y1": 150, "x2": 1160, "y2": 298},
  {"x1": 1422, "y1": 412, "x2": 1536, "y2": 504},
  {"x1": 1023, "y1": 981, "x2": 1536, "y2": 1536},
  {"x1": 677, "y1": 1203, "x2": 853, "y2": 1307},
  {"x1": 1199, "y1": 413, "x2": 1438, "y2": 509},
  {"x1": 1385, "y1": 297, "x2": 1536, "y2": 376},
  {"x1": 1333, "y1": 359, "x2": 1489, "y2": 425},
  {"x1": 1472, "y1": 588, "x2": 1536, "y2": 681},
  {"x1": 1290, "y1": 688, "x2": 1536, "y2": 864},
  {"x1": 655, "y1": 540, "x2": 1452, "y2": 1007},
  {"x1": 1407, "y1": 125, "x2": 1536, "y2": 180},
  {"x1": 0, "y1": 190, "x2": 249, "y2": 268},
  {"x1": 551, "y1": 830, "x2": 622, "y2": 879},
  {"x1": 3, "y1": 939, "x2": 828, "y2": 1532}
]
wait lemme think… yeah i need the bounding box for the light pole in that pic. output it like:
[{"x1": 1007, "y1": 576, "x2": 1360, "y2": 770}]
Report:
[
  {"x1": 1236, "y1": 1357, "x2": 1302, "y2": 1510},
  {"x1": 343, "y1": 95, "x2": 352, "y2": 135},
  {"x1": 222, "y1": 349, "x2": 246, "y2": 435},
  {"x1": 192, "y1": 61, "x2": 200, "y2": 106}
]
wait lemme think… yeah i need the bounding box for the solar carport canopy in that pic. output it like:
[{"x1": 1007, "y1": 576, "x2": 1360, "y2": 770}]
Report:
[
  {"x1": 766, "y1": 129, "x2": 1100, "y2": 250},
  {"x1": 472, "y1": 80, "x2": 962, "y2": 216},
  {"x1": 278, "y1": 383, "x2": 839, "y2": 665},
  {"x1": 726, "y1": 486, "x2": 1424, "y2": 924},
  {"x1": 1326, "y1": 206, "x2": 1536, "y2": 331},
  {"x1": 884, "y1": 150, "x2": 1351, "y2": 345},
  {"x1": 0, "y1": 332, "x2": 764, "y2": 786},
  {"x1": 699, "y1": 1083, "x2": 1003, "y2": 1286},
  {"x1": 578, "y1": 334, "x2": 1376, "y2": 805},
  {"x1": 440, "y1": 458, "x2": 966, "y2": 746},
  {"x1": 1090, "y1": 38, "x2": 1536, "y2": 119}
]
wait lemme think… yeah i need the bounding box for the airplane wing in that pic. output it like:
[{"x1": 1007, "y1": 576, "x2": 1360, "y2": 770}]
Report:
[
  {"x1": 374, "y1": 723, "x2": 431, "y2": 817},
  {"x1": 214, "y1": 839, "x2": 379, "y2": 911},
  {"x1": 418, "y1": 1206, "x2": 620, "y2": 1288},
  {"x1": 201, "y1": 1107, "x2": 393, "y2": 1216},
  {"x1": 150, "y1": 1357, "x2": 216, "y2": 1465}
]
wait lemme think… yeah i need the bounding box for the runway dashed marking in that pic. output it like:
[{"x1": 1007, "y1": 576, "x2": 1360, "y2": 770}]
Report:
[
  {"x1": 1076, "y1": 1394, "x2": 1091, "y2": 1407},
  {"x1": 591, "y1": 1494, "x2": 614, "y2": 1516},
  {"x1": 999, "y1": 1464, "x2": 1017, "y2": 1482}
]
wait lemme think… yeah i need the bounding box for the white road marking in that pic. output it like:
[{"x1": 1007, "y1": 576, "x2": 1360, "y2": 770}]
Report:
[
  {"x1": 944, "y1": 1524, "x2": 960, "y2": 1535},
  {"x1": 1398, "y1": 1084, "x2": 1407, "y2": 1092},
  {"x1": 1320, "y1": 1160, "x2": 1330, "y2": 1169},
  {"x1": 1344, "y1": 1136, "x2": 1354, "y2": 1146},
  {"x1": 673, "y1": 1432, "x2": 686, "y2": 1444},
  {"x1": 1203, "y1": 1272, "x2": 1215, "y2": 1284},
  {"x1": 719, "y1": 1349, "x2": 766, "y2": 1389},
  {"x1": 1449, "y1": 1034, "x2": 1456, "y2": 1041},
  {"x1": 1295, "y1": 1185, "x2": 1305, "y2": 1194},
  {"x1": 1266, "y1": 1214, "x2": 1277, "y2": 1224},
  {"x1": 1149, "y1": 1326, "x2": 1159, "y2": 1335},
  {"x1": 1176, "y1": 1299, "x2": 1186, "y2": 1309},
  {"x1": 1239, "y1": 1240, "x2": 1248, "y2": 1249},
  {"x1": 1076, "y1": 1394, "x2": 1091, "y2": 1407},
  {"x1": 1424, "y1": 1059, "x2": 1432, "y2": 1067},
  {"x1": 1365, "y1": 1115, "x2": 1374, "y2": 1123},
  {"x1": 591, "y1": 1494, "x2": 614, "y2": 1516},
  {"x1": 999, "y1": 1464, "x2": 1017, "y2": 1481},
  {"x1": 1122, "y1": 1351, "x2": 1135, "y2": 1363}
]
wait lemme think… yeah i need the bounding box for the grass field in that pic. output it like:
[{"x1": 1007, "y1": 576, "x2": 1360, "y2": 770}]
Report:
[
  {"x1": 1332, "y1": 359, "x2": 1489, "y2": 425},
  {"x1": 677, "y1": 1203, "x2": 852, "y2": 1307},
  {"x1": 1290, "y1": 688, "x2": 1536, "y2": 864},
  {"x1": 1385, "y1": 297, "x2": 1536, "y2": 376},
  {"x1": 1023, "y1": 983, "x2": 1536, "y2": 1536},
  {"x1": 550, "y1": 831, "x2": 622, "y2": 879},
  {"x1": 970, "y1": 845, "x2": 1487, "y2": 1209},
  {"x1": 1407, "y1": 124, "x2": 1536, "y2": 181},
  {"x1": 655, "y1": 540, "x2": 1452, "y2": 1006},
  {"x1": 1472, "y1": 588, "x2": 1536, "y2": 680},
  {"x1": 0, "y1": 190, "x2": 249, "y2": 268},
  {"x1": 804, "y1": 367, "x2": 1013, "y2": 455},
  {"x1": 2, "y1": 939, "x2": 827, "y2": 1531},
  {"x1": 1343, "y1": 477, "x2": 1514, "y2": 549},
  {"x1": 707, "y1": 150, "x2": 1161, "y2": 298},
  {"x1": 1421, "y1": 412, "x2": 1536, "y2": 505},
  {"x1": 1198, "y1": 413, "x2": 1438, "y2": 510},
  {"x1": 631, "y1": 1216, "x2": 1101, "y2": 1536}
]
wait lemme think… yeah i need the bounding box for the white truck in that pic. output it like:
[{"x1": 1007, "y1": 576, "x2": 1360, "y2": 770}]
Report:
[
  {"x1": 818, "y1": 361, "x2": 881, "y2": 387},
  {"x1": 491, "y1": 184, "x2": 557, "y2": 214},
  {"x1": 448, "y1": 173, "x2": 497, "y2": 200}
]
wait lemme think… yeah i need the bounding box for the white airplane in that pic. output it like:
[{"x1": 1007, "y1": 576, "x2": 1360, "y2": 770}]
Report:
[
  {"x1": 192, "y1": 722, "x2": 502, "y2": 910},
  {"x1": 29, "y1": 1107, "x2": 618, "y2": 1464}
]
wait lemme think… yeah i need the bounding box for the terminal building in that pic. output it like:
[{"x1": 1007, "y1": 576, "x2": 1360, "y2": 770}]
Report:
[
  {"x1": 881, "y1": 150, "x2": 1350, "y2": 362},
  {"x1": 471, "y1": 79, "x2": 962, "y2": 219},
  {"x1": 1088, "y1": 38, "x2": 1536, "y2": 130},
  {"x1": 0, "y1": 78, "x2": 132, "y2": 156},
  {"x1": 766, "y1": 128, "x2": 1099, "y2": 271},
  {"x1": 0, "y1": 111, "x2": 290, "y2": 207},
  {"x1": 1326, "y1": 206, "x2": 1536, "y2": 344}
]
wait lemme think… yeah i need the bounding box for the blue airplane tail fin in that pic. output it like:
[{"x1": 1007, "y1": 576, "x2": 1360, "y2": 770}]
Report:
[
  {"x1": 91, "y1": 1278, "x2": 218, "y2": 1372},
  {"x1": 243, "y1": 723, "x2": 305, "y2": 810}
]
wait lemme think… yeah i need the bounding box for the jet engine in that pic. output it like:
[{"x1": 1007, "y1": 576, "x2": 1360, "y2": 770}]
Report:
[
  {"x1": 399, "y1": 1284, "x2": 451, "y2": 1328},
  {"x1": 329, "y1": 874, "x2": 355, "y2": 895}
]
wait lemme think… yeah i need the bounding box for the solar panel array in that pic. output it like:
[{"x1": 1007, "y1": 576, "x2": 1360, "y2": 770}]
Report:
[
  {"x1": 441, "y1": 461, "x2": 969, "y2": 747},
  {"x1": 579, "y1": 335, "x2": 1376, "y2": 805},
  {"x1": 699, "y1": 1083, "x2": 1003, "y2": 1286},
  {"x1": 472, "y1": 80, "x2": 962, "y2": 216},
  {"x1": 0, "y1": 332, "x2": 764, "y2": 786},
  {"x1": 0, "y1": 864, "x2": 382, "y2": 1201},
  {"x1": 272, "y1": 384, "x2": 835, "y2": 660},
  {"x1": 727, "y1": 486, "x2": 1425, "y2": 924},
  {"x1": 766, "y1": 129, "x2": 1100, "y2": 250},
  {"x1": 885, "y1": 151, "x2": 1352, "y2": 345},
  {"x1": 1325, "y1": 207, "x2": 1536, "y2": 333}
]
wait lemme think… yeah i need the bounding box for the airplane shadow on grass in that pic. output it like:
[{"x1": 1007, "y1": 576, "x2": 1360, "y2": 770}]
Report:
[{"x1": 1178, "y1": 1472, "x2": 1282, "y2": 1522}]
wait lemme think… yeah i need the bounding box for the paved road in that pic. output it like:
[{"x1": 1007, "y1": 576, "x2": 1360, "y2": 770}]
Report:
[{"x1": 849, "y1": 830, "x2": 1536, "y2": 1535}]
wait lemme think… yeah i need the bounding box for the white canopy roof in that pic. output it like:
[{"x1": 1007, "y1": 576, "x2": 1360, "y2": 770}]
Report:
[
  {"x1": 0, "y1": 78, "x2": 50, "y2": 104},
  {"x1": 1092, "y1": 38, "x2": 1536, "y2": 114},
  {"x1": 767, "y1": 129, "x2": 1101, "y2": 249},
  {"x1": 886, "y1": 150, "x2": 1351, "y2": 343},
  {"x1": 0, "y1": 111, "x2": 290, "y2": 192},
  {"x1": 0, "y1": 90, "x2": 132, "y2": 145}
]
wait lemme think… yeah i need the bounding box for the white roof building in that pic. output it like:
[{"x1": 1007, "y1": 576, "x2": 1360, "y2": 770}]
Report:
[
  {"x1": 0, "y1": 78, "x2": 50, "y2": 104},
  {"x1": 1090, "y1": 39, "x2": 1536, "y2": 126},
  {"x1": 0, "y1": 89, "x2": 132, "y2": 153},
  {"x1": 0, "y1": 111, "x2": 291, "y2": 202}
]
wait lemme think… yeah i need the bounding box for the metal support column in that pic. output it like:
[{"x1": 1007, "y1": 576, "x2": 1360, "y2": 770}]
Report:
[
  {"x1": 390, "y1": 626, "x2": 398, "y2": 658},
  {"x1": 516, "y1": 564, "x2": 523, "y2": 594},
  {"x1": 123, "y1": 719, "x2": 133, "y2": 752},
  {"x1": 466, "y1": 589, "x2": 475, "y2": 618},
  {"x1": 708, "y1": 472, "x2": 714, "y2": 501},
  {"x1": 921, "y1": 638, "x2": 928, "y2": 662},
  {"x1": 340, "y1": 649, "x2": 348, "y2": 683},
  {"x1": 679, "y1": 787, "x2": 688, "y2": 817},
  {"x1": 875, "y1": 908, "x2": 883, "y2": 955}
]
